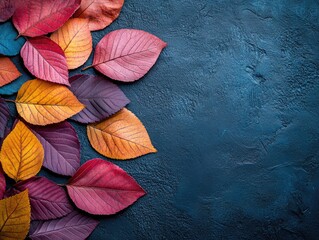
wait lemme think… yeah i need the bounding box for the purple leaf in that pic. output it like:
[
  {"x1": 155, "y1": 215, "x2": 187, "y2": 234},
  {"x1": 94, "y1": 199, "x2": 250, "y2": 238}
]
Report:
[
  {"x1": 29, "y1": 121, "x2": 80, "y2": 176},
  {"x1": 0, "y1": 166, "x2": 6, "y2": 199},
  {"x1": 0, "y1": 0, "x2": 14, "y2": 22},
  {"x1": 8, "y1": 176, "x2": 73, "y2": 220},
  {"x1": 69, "y1": 74, "x2": 129, "y2": 124},
  {"x1": 29, "y1": 211, "x2": 99, "y2": 240},
  {"x1": 0, "y1": 98, "x2": 10, "y2": 138}
]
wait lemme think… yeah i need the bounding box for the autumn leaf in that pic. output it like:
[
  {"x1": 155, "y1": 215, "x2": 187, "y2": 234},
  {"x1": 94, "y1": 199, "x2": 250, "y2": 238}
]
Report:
[
  {"x1": 51, "y1": 18, "x2": 92, "y2": 70},
  {"x1": 0, "y1": 190, "x2": 31, "y2": 240},
  {"x1": 0, "y1": 0, "x2": 14, "y2": 22},
  {"x1": 87, "y1": 108, "x2": 156, "y2": 160},
  {"x1": 20, "y1": 37, "x2": 69, "y2": 85},
  {"x1": 0, "y1": 22, "x2": 25, "y2": 56},
  {"x1": 0, "y1": 98, "x2": 10, "y2": 138},
  {"x1": 73, "y1": 0, "x2": 124, "y2": 31},
  {"x1": 67, "y1": 159, "x2": 146, "y2": 215},
  {"x1": 85, "y1": 29, "x2": 167, "y2": 82},
  {"x1": 7, "y1": 177, "x2": 73, "y2": 220},
  {"x1": 70, "y1": 74, "x2": 130, "y2": 123},
  {"x1": 12, "y1": 0, "x2": 81, "y2": 37},
  {"x1": 0, "y1": 121, "x2": 44, "y2": 181},
  {"x1": 0, "y1": 167, "x2": 5, "y2": 200},
  {"x1": 29, "y1": 211, "x2": 98, "y2": 240},
  {"x1": 15, "y1": 79, "x2": 84, "y2": 126},
  {"x1": 0, "y1": 57, "x2": 21, "y2": 87},
  {"x1": 29, "y1": 122, "x2": 80, "y2": 176}
]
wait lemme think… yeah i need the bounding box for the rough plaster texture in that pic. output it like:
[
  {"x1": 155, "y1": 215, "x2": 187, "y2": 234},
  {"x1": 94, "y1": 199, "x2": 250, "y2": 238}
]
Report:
[{"x1": 5, "y1": 0, "x2": 319, "y2": 239}]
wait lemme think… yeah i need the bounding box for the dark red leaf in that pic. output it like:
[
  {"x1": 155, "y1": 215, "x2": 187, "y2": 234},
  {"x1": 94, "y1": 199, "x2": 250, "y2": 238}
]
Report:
[
  {"x1": 29, "y1": 211, "x2": 98, "y2": 240},
  {"x1": 69, "y1": 74, "x2": 130, "y2": 123},
  {"x1": 0, "y1": 0, "x2": 14, "y2": 22},
  {"x1": 8, "y1": 176, "x2": 73, "y2": 220},
  {"x1": 29, "y1": 121, "x2": 80, "y2": 176},
  {"x1": 20, "y1": 37, "x2": 69, "y2": 85},
  {"x1": 0, "y1": 166, "x2": 6, "y2": 199},
  {"x1": 89, "y1": 29, "x2": 167, "y2": 82},
  {"x1": 67, "y1": 158, "x2": 146, "y2": 215},
  {"x1": 0, "y1": 97, "x2": 10, "y2": 138},
  {"x1": 12, "y1": 0, "x2": 81, "y2": 37}
]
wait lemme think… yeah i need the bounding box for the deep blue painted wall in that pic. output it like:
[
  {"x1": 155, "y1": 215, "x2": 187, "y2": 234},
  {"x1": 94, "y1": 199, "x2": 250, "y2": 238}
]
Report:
[{"x1": 5, "y1": 0, "x2": 319, "y2": 239}]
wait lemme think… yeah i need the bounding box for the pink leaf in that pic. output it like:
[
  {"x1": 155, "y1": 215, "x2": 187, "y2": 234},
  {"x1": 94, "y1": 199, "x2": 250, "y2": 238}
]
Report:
[
  {"x1": 90, "y1": 29, "x2": 167, "y2": 82},
  {"x1": 20, "y1": 37, "x2": 69, "y2": 85},
  {"x1": 67, "y1": 158, "x2": 146, "y2": 215}
]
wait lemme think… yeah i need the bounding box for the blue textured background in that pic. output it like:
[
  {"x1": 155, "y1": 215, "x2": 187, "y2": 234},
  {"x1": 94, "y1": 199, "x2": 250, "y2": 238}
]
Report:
[{"x1": 3, "y1": 0, "x2": 319, "y2": 239}]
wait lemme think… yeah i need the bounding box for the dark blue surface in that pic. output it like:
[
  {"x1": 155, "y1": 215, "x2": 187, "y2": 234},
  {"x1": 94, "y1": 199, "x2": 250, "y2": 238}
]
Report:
[{"x1": 3, "y1": 0, "x2": 319, "y2": 239}]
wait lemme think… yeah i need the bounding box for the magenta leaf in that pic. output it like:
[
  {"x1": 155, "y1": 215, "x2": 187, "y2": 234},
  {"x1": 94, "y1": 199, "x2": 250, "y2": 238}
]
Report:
[
  {"x1": 20, "y1": 37, "x2": 69, "y2": 85},
  {"x1": 0, "y1": 166, "x2": 6, "y2": 199},
  {"x1": 0, "y1": 97, "x2": 10, "y2": 138},
  {"x1": 8, "y1": 176, "x2": 73, "y2": 220},
  {"x1": 29, "y1": 121, "x2": 80, "y2": 176},
  {"x1": 69, "y1": 74, "x2": 130, "y2": 123},
  {"x1": 0, "y1": 0, "x2": 14, "y2": 22},
  {"x1": 67, "y1": 158, "x2": 146, "y2": 215},
  {"x1": 29, "y1": 211, "x2": 99, "y2": 240},
  {"x1": 90, "y1": 29, "x2": 167, "y2": 82}
]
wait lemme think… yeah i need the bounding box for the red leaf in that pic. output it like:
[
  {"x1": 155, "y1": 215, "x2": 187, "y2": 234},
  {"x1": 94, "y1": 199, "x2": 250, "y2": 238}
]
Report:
[
  {"x1": 20, "y1": 37, "x2": 69, "y2": 85},
  {"x1": 89, "y1": 29, "x2": 167, "y2": 82},
  {"x1": 0, "y1": 0, "x2": 14, "y2": 22},
  {"x1": 12, "y1": 0, "x2": 81, "y2": 37},
  {"x1": 67, "y1": 158, "x2": 146, "y2": 215}
]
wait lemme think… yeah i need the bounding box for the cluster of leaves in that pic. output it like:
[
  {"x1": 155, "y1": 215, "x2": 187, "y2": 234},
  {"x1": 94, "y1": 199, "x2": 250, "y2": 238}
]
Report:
[{"x1": 0, "y1": 0, "x2": 166, "y2": 239}]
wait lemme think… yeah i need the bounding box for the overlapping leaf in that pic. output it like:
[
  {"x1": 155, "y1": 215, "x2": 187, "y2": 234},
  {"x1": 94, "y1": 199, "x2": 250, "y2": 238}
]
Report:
[
  {"x1": 67, "y1": 159, "x2": 146, "y2": 215},
  {"x1": 0, "y1": 22, "x2": 25, "y2": 56},
  {"x1": 0, "y1": 190, "x2": 30, "y2": 240},
  {"x1": 15, "y1": 79, "x2": 84, "y2": 126},
  {"x1": 13, "y1": 0, "x2": 81, "y2": 37},
  {"x1": 8, "y1": 177, "x2": 73, "y2": 220},
  {"x1": 20, "y1": 37, "x2": 69, "y2": 85},
  {"x1": 0, "y1": 98, "x2": 9, "y2": 138},
  {"x1": 29, "y1": 211, "x2": 98, "y2": 240},
  {"x1": 70, "y1": 74, "x2": 130, "y2": 123},
  {"x1": 51, "y1": 18, "x2": 92, "y2": 70},
  {"x1": 87, "y1": 108, "x2": 157, "y2": 160},
  {"x1": 74, "y1": 0, "x2": 124, "y2": 31},
  {"x1": 88, "y1": 29, "x2": 167, "y2": 82},
  {"x1": 0, "y1": 57, "x2": 21, "y2": 87},
  {"x1": 0, "y1": 167, "x2": 5, "y2": 199},
  {"x1": 0, "y1": 121, "x2": 44, "y2": 181},
  {"x1": 0, "y1": 0, "x2": 14, "y2": 22},
  {"x1": 30, "y1": 122, "x2": 81, "y2": 176}
]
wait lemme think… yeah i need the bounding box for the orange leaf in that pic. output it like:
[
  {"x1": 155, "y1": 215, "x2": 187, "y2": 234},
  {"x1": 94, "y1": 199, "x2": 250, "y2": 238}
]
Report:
[
  {"x1": 0, "y1": 57, "x2": 21, "y2": 87},
  {"x1": 51, "y1": 18, "x2": 92, "y2": 70},
  {"x1": 87, "y1": 108, "x2": 156, "y2": 160},
  {"x1": 0, "y1": 190, "x2": 30, "y2": 240},
  {"x1": 0, "y1": 121, "x2": 44, "y2": 181},
  {"x1": 74, "y1": 0, "x2": 124, "y2": 31},
  {"x1": 15, "y1": 79, "x2": 85, "y2": 125}
]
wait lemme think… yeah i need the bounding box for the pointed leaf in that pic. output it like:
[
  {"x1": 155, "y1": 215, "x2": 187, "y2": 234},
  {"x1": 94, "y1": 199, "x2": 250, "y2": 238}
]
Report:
[
  {"x1": 0, "y1": 167, "x2": 5, "y2": 199},
  {"x1": 74, "y1": 0, "x2": 124, "y2": 31},
  {"x1": 0, "y1": 121, "x2": 44, "y2": 181},
  {"x1": 15, "y1": 79, "x2": 84, "y2": 126},
  {"x1": 70, "y1": 74, "x2": 130, "y2": 123},
  {"x1": 90, "y1": 29, "x2": 167, "y2": 82},
  {"x1": 8, "y1": 177, "x2": 73, "y2": 220},
  {"x1": 67, "y1": 159, "x2": 146, "y2": 215},
  {"x1": 0, "y1": 0, "x2": 14, "y2": 22},
  {"x1": 0, "y1": 190, "x2": 30, "y2": 240},
  {"x1": 29, "y1": 211, "x2": 98, "y2": 240},
  {"x1": 20, "y1": 37, "x2": 69, "y2": 85},
  {"x1": 12, "y1": 0, "x2": 81, "y2": 37},
  {"x1": 29, "y1": 122, "x2": 80, "y2": 176},
  {"x1": 51, "y1": 18, "x2": 92, "y2": 70},
  {"x1": 87, "y1": 108, "x2": 156, "y2": 160},
  {"x1": 0, "y1": 98, "x2": 9, "y2": 138},
  {"x1": 0, "y1": 22, "x2": 26, "y2": 56},
  {"x1": 0, "y1": 57, "x2": 21, "y2": 87}
]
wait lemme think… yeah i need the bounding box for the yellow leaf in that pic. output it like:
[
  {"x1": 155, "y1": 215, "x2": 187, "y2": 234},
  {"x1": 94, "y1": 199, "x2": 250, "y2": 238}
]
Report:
[
  {"x1": 51, "y1": 18, "x2": 92, "y2": 70},
  {"x1": 87, "y1": 108, "x2": 157, "y2": 160},
  {"x1": 0, "y1": 57, "x2": 21, "y2": 87},
  {"x1": 15, "y1": 79, "x2": 85, "y2": 125},
  {"x1": 0, "y1": 121, "x2": 44, "y2": 181},
  {"x1": 0, "y1": 190, "x2": 30, "y2": 240}
]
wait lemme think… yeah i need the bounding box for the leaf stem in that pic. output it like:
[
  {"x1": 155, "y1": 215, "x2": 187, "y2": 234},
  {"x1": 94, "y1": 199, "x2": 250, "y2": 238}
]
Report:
[
  {"x1": 4, "y1": 99, "x2": 16, "y2": 103},
  {"x1": 82, "y1": 65, "x2": 93, "y2": 71},
  {"x1": 15, "y1": 34, "x2": 21, "y2": 40}
]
